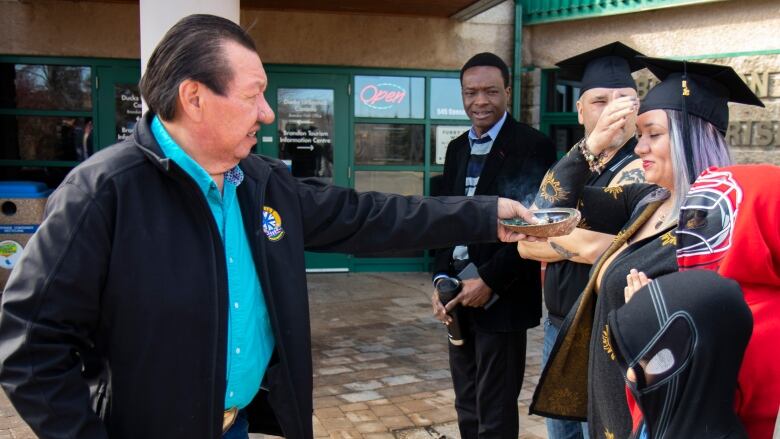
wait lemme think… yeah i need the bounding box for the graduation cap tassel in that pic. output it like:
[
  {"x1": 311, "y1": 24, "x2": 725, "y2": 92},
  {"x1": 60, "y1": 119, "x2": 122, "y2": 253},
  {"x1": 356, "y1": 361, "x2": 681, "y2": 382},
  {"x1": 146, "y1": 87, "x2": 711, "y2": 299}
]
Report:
[{"x1": 680, "y1": 62, "x2": 697, "y2": 184}]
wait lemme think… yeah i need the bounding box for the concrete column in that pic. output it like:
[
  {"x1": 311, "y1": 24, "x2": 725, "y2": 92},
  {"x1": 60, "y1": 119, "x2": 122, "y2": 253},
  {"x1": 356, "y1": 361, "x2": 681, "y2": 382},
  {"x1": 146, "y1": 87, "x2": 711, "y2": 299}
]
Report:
[{"x1": 139, "y1": 0, "x2": 240, "y2": 76}]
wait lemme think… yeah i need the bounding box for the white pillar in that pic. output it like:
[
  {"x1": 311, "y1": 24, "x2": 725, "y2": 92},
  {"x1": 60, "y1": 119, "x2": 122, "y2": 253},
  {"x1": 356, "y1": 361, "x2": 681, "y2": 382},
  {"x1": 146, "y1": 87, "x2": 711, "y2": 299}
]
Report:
[{"x1": 139, "y1": 0, "x2": 240, "y2": 76}]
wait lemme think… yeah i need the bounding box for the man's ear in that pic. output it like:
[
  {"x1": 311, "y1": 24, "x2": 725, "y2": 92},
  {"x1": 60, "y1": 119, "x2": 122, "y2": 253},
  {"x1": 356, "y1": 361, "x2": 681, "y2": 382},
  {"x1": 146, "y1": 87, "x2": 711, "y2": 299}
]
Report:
[
  {"x1": 576, "y1": 98, "x2": 584, "y2": 125},
  {"x1": 177, "y1": 79, "x2": 203, "y2": 122}
]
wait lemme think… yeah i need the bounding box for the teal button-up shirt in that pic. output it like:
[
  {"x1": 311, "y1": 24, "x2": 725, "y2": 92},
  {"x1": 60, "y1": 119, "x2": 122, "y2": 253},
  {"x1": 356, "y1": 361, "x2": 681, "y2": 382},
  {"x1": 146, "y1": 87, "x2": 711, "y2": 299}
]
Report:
[{"x1": 151, "y1": 116, "x2": 275, "y2": 409}]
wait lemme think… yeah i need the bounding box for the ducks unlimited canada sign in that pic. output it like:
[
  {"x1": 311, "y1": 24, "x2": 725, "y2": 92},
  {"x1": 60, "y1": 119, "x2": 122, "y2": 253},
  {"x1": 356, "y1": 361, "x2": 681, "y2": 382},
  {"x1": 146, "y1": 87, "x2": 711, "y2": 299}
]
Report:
[{"x1": 634, "y1": 53, "x2": 780, "y2": 164}]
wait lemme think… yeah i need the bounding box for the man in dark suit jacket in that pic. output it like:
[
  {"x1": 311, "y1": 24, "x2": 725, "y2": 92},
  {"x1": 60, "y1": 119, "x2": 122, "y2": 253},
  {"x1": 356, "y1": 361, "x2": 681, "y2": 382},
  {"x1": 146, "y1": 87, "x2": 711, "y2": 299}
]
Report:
[{"x1": 431, "y1": 53, "x2": 556, "y2": 439}]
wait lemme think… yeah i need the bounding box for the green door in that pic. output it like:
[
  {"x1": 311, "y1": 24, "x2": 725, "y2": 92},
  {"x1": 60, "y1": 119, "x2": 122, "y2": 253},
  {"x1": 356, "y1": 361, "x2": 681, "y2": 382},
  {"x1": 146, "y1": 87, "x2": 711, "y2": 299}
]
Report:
[
  {"x1": 262, "y1": 72, "x2": 351, "y2": 272},
  {"x1": 95, "y1": 65, "x2": 142, "y2": 150}
]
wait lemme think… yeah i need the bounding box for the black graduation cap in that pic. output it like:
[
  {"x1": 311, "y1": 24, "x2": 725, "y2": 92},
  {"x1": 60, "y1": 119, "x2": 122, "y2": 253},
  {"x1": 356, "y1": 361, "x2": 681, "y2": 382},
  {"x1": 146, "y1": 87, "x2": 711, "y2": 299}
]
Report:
[
  {"x1": 638, "y1": 56, "x2": 765, "y2": 134},
  {"x1": 555, "y1": 41, "x2": 645, "y2": 93},
  {"x1": 638, "y1": 56, "x2": 765, "y2": 183}
]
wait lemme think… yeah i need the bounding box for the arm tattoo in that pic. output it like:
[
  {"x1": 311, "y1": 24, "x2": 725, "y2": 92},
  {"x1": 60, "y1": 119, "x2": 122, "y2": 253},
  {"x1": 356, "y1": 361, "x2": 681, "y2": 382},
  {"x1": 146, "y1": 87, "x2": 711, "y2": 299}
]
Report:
[
  {"x1": 617, "y1": 168, "x2": 646, "y2": 185},
  {"x1": 550, "y1": 241, "x2": 579, "y2": 259}
]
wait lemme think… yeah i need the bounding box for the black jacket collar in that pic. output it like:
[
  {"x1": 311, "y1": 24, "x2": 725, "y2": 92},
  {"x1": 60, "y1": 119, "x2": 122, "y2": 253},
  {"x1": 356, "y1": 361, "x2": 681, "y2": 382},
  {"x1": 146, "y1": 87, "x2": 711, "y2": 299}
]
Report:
[{"x1": 132, "y1": 111, "x2": 273, "y2": 185}]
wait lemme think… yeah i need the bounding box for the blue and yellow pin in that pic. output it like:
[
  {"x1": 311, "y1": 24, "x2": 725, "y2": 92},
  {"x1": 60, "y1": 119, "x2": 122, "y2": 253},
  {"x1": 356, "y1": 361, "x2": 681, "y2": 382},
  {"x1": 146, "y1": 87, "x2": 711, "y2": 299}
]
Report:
[{"x1": 262, "y1": 206, "x2": 285, "y2": 241}]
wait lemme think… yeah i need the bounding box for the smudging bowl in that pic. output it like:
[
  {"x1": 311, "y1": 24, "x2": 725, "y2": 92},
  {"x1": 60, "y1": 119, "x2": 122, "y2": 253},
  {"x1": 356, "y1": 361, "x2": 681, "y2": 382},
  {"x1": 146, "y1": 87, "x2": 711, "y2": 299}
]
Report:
[{"x1": 499, "y1": 208, "x2": 581, "y2": 238}]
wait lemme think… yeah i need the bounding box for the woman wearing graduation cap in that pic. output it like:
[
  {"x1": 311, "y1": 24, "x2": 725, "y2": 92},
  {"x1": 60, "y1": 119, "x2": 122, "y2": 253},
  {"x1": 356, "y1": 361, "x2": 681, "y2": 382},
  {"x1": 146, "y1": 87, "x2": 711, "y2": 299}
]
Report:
[{"x1": 529, "y1": 57, "x2": 764, "y2": 439}]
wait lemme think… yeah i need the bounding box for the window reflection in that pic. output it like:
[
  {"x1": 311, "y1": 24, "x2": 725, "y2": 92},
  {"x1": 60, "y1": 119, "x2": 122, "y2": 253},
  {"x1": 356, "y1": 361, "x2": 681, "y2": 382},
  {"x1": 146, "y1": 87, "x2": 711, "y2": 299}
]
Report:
[
  {"x1": 355, "y1": 124, "x2": 424, "y2": 165},
  {"x1": 0, "y1": 116, "x2": 92, "y2": 161},
  {"x1": 0, "y1": 64, "x2": 92, "y2": 111}
]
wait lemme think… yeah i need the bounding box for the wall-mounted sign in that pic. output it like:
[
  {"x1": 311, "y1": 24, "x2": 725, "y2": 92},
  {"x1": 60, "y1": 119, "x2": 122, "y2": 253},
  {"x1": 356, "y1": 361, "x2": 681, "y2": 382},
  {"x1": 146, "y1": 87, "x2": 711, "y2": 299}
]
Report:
[
  {"x1": 115, "y1": 84, "x2": 141, "y2": 142},
  {"x1": 435, "y1": 125, "x2": 470, "y2": 164},
  {"x1": 359, "y1": 83, "x2": 407, "y2": 110},
  {"x1": 354, "y1": 76, "x2": 424, "y2": 119},
  {"x1": 430, "y1": 77, "x2": 469, "y2": 120}
]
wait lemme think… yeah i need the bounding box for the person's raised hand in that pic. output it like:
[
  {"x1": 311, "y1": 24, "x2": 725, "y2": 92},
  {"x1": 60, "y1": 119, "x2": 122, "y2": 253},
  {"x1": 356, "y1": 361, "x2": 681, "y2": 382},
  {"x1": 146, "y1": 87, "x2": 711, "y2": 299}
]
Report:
[
  {"x1": 624, "y1": 268, "x2": 651, "y2": 303},
  {"x1": 586, "y1": 91, "x2": 639, "y2": 156}
]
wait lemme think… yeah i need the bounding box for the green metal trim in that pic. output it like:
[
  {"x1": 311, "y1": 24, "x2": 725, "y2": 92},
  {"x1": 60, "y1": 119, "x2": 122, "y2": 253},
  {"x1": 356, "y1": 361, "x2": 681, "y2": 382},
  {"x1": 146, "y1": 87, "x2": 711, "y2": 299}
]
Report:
[
  {"x1": 540, "y1": 67, "x2": 548, "y2": 116},
  {"x1": 348, "y1": 75, "x2": 356, "y2": 188},
  {"x1": 423, "y1": 76, "x2": 432, "y2": 196},
  {"x1": 668, "y1": 48, "x2": 780, "y2": 60},
  {"x1": 512, "y1": 0, "x2": 523, "y2": 117},
  {"x1": 351, "y1": 257, "x2": 427, "y2": 273},
  {"x1": 0, "y1": 160, "x2": 79, "y2": 168},
  {"x1": 522, "y1": 0, "x2": 722, "y2": 25},
  {"x1": 353, "y1": 165, "x2": 425, "y2": 172},
  {"x1": 266, "y1": 64, "x2": 461, "y2": 78},
  {"x1": 0, "y1": 54, "x2": 139, "y2": 68},
  {"x1": 354, "y1": 118, "x2": 427, "y2": 125},
  {"x1": 540, "y1": 113, "x2": 579, "y2": 124},
  {"x1": 0, "y1": 108, "x2": 92, "y2": 117}
]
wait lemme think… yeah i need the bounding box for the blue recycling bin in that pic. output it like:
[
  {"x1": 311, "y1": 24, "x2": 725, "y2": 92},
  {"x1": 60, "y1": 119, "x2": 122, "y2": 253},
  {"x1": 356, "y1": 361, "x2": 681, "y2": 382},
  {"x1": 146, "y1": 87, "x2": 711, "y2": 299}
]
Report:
[{"x1": 0, "y1": 181, "x2": 52, "y2": 289}]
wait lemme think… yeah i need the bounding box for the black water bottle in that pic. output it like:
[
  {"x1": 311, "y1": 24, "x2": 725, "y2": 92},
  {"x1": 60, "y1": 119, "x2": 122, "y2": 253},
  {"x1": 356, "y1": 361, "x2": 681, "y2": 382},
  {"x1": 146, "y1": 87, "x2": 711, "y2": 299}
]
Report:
[{"x1": 435, "y1": 276, "x2": 465, "y2": 346}]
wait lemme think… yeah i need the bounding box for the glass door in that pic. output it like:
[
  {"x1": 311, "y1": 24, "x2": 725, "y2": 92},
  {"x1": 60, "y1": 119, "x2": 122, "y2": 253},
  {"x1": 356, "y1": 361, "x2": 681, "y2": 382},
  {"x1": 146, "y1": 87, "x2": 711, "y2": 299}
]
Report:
[{"x1": 262, "y1": 72, "x2": 350, "y2": 271}]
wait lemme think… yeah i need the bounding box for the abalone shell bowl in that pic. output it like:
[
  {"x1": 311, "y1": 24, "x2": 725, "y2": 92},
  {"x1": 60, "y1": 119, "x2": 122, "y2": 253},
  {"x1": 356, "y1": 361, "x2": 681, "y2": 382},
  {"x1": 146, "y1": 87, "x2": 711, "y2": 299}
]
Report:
[{"x1": 499, "y1": 208, "x2": 581, "y2": 238}]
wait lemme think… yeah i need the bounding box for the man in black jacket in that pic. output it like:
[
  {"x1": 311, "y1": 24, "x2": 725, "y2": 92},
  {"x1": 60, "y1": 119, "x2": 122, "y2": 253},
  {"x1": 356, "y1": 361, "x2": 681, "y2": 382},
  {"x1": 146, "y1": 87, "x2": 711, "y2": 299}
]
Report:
[
  {"x1": 517, "y1": 42, "x2": 645, "y2": 439},
  {"x1": 430, "y1": 53, "x2": 556, "y2": 439},
  {"x1": 0, "y1": 15, "x2": 543, "y2": 439}
]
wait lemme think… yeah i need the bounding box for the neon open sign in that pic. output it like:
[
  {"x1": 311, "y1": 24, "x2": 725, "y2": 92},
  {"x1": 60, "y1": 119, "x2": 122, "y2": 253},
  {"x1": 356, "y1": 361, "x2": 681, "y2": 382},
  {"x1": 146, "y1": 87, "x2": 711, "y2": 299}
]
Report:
[{"x1": 359, "y1": 83, "x2": 407, "y2": 110}]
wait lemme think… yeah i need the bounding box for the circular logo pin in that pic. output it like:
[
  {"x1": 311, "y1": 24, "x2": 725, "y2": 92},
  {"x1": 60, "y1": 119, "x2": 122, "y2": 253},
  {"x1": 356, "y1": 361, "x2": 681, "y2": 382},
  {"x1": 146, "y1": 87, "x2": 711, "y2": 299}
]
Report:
[{"x1": 262, "y1": 206, "x2": 285, "y2": 242}]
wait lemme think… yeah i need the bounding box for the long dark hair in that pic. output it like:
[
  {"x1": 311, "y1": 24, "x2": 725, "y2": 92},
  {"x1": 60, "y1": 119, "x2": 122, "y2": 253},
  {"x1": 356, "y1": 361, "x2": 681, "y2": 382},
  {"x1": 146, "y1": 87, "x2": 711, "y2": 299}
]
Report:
[{"x1": 666, "y1": 109, "x2": 732, "y2": 221}]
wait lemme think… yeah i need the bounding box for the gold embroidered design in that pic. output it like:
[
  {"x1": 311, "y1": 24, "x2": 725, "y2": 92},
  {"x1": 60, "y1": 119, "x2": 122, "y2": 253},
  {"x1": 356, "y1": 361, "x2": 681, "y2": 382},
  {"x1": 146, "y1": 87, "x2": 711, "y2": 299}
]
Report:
[
  {"x1": 604, "y1": 429, "x2": 615, "y2": 439},
  {"x1": 660, "y1": 230, "x2": 677, "y2": 246},
  {"x1": 614, "y1": 229, "x2": 628, "y2": 244},
  {"x1": 682, "y1": 79, "x2": 691, "y2": 96},
  {"x1": 602, "y1": 325, "x2": 616, "y2": 361},
  {"x1": 603, "y1": 186, "x2": 623, "y2": 200},
  {"x1": 539, "y1": 171, "x2": 568, "y2": 204}
]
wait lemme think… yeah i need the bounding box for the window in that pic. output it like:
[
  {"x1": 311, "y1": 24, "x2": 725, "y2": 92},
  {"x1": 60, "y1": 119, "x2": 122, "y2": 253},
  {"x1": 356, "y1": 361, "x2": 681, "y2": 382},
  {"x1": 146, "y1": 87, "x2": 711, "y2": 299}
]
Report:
[
  {"x1": 0, "y1": 63, "x2": 94, "y2": 164},
  {"x1": 1, "y1": 56, "x2": 140, "y2": 188},
  {"x1": 354, "y1": 123, "x2": 424, "y2": 166},
  {"x1": 541, "y1": 69, "x2": 582, "y2": 158},
  {"x1": 354, "y1": 76, "x2": 424, "y2": 119},
  {"x1": 430, "y1": 78, "x2": 469, "y2": 120},
  {"x1": 1, "y1": 64, "x2": 92, "y2": 111},
  {"x1": 544, "y1": 70, "x2": 581, "y2": 113},
  {"x1": 0, "y1": 115, "x2": 91, "y2": 162}
]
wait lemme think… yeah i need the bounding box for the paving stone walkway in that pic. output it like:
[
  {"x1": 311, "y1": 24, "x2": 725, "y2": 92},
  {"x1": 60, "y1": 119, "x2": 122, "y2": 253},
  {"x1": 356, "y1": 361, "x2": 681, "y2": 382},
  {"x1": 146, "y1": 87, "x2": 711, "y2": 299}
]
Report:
[{"x1": 0, "y1": 272, "x2": 549, "y2": 438}]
